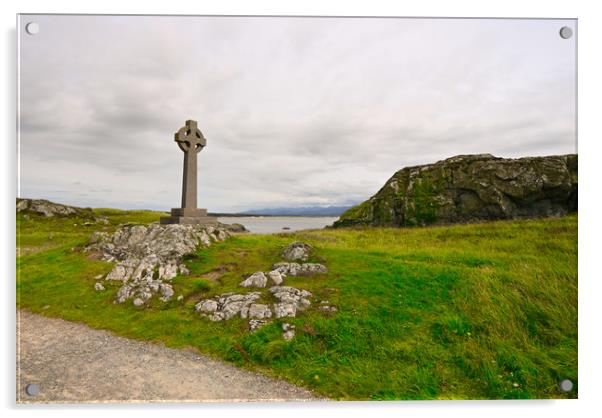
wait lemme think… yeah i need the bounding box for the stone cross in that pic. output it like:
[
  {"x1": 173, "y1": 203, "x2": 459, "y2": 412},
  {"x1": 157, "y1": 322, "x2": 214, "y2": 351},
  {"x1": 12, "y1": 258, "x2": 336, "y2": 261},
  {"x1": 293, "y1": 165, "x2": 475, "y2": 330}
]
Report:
[
  {"x1": 175, "y1": 119, "x2": 206, "y2": 209},
  {"x1": 160, "y1": 120, "x2": 217, "y2": 225}
]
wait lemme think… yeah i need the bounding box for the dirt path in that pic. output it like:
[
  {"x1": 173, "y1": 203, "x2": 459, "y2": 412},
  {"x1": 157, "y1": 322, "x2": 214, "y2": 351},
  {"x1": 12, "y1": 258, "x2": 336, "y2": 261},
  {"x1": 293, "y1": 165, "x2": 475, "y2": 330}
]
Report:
[{"x1": 16, "y1": 310, "x2": 320, "y2": 403}]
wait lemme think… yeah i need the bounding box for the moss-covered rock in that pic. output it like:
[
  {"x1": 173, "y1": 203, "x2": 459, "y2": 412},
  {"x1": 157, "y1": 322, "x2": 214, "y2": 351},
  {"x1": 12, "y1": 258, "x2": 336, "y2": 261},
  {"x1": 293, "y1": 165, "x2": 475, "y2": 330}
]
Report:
[{"x1": 334, "y1": 154, "x2": 578, "y2": 228}]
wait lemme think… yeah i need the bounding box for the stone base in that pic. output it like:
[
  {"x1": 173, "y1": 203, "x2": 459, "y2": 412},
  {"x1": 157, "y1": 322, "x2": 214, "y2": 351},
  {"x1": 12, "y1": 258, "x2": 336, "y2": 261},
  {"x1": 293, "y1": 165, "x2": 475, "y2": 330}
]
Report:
[
  {"x1": 170, "y1": 208, "x2": 208, "y2": 217},
  {"x1": 160, "y1": 208, "x2": 218, "y2": 225}
]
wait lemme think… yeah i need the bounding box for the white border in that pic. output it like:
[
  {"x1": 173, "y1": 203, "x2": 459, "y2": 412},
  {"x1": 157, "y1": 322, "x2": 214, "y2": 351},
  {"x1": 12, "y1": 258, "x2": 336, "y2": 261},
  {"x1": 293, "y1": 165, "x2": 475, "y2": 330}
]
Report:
[{"x1": 3, "y1": 1, "x2": 601, "y2": 417}]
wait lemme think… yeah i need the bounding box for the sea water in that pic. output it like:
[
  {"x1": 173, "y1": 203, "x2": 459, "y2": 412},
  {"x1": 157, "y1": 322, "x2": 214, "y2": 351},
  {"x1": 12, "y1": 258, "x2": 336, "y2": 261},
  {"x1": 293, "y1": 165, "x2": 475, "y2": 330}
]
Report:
[{"x1": 217, "y1": 216, "x2": 339, "y2": 234}]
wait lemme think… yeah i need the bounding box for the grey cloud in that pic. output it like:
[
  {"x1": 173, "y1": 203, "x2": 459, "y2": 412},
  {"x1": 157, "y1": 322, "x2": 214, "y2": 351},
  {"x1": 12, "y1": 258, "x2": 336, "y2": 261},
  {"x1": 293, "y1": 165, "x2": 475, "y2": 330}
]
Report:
[{"x1": 18, "y1": 15, "x2": 576, "y2": 212}]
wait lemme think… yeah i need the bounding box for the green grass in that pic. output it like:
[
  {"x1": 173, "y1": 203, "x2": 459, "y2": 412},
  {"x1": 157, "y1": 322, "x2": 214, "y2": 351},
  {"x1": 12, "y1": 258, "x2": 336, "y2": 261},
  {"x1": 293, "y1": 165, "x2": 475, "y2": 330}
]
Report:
[{"x1": 16, "y1": 209, "x2": 577, "y2": 400}]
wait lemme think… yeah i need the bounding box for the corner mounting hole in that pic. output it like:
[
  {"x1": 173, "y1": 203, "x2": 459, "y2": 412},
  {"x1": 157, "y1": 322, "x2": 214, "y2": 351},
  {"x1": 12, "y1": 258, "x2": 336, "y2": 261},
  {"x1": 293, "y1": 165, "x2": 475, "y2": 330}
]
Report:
[
  {"x1": 559, "y1": 26, "x2": 573, "y2": 39},
  {"x1": 25, "y1": 22, "x2": 39, "y2": 35},
  {"x1": 559, "y1": 379, "x2": 573, "y2": 392},
  {"x1": 25, "y1": 383, "x2": 40, "y2": 396}
]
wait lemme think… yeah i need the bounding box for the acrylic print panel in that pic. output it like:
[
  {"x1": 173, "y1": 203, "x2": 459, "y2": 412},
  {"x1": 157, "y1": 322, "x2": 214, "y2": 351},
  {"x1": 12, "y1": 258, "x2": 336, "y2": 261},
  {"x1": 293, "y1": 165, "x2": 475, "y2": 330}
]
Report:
[{"x1": 16, "y1": 15, "x2": 577, "y2": 402}]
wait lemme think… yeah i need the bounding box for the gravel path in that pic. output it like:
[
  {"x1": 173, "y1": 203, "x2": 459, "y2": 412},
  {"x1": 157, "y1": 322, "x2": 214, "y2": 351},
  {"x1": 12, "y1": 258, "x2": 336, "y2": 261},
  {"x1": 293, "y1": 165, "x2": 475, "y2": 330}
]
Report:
[{"x1": 17, "y1": 310, "x2": 320, "y2": 403}]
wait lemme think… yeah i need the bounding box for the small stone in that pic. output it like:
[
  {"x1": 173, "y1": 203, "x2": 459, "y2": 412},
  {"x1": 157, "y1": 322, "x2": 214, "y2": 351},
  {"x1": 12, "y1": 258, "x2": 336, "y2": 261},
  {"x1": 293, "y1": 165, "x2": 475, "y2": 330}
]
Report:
[
  {"x1": 282, "y1": 242, "x2": 312, "y2": 261},
  {"x1": 209, "y1": 312, "x2": 225, "y2": 321},
  {"x1": 223, "y1": 223, "x2": 247, "y2": 233},
  {"x1": 513, "y1": 383, "x2": 520, "y2": 388},
  {"x1": 269, "y1": 286, "x2": 313, "y2": 317},
  {"x1": 272, "y1": 262, "x2": 327, "y2": 277},
  {"x1": 248, "y1": 304, "x2": 272, "y2": 319},
  {"x1": 195, "y1": 299, "x2": 218, "y2": 313},
  {"x1": 96, "y1": 217, "x2": 110, "y2": 225},
  {"x1": 302, "y1": 263, "x2": 328, "y2": 275},
  {"x1": 159, "y1": 283, "x2": 174, "y2": 302},
  {"x1": 94, "y1": 282, "x2": 105, "y2": 291},
  {"x1": 282, "y1": 323, "x2": 296, "y2": 340},
  {"x1": 133, "y1": 298, "x2": 144, "y2": 307},
  {"x1": 248, "y1": 319, "x2": 268, "y2": 332},
  {"x1": 222, "y1": 301, "x2": 246, "y2": 320},
  {"x1": 239, "y1": 271, "x2": 268, "y2": 288},
  {"x1": 274, "y1": 303, "x2": 297, "y2": 318},
  {"x1": 106, "y1": 264, "x2": 129, "y2": 281},
  {"x1": 94, "y1": 274, "x2": 103, "y2": 280},
  {"x1": 267, "y1": 270, "x2": 284, "y2": 285},
  {"x1": 177, "y1": 295, "x2": 184, "y2": 301}
]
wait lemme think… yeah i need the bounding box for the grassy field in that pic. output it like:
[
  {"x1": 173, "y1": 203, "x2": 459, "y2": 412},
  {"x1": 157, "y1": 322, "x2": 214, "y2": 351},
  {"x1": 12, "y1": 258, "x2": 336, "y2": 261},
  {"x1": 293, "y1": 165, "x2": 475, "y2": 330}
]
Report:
[{"x1": 16, "y1": 208, "x2": 578, "y2": 400}]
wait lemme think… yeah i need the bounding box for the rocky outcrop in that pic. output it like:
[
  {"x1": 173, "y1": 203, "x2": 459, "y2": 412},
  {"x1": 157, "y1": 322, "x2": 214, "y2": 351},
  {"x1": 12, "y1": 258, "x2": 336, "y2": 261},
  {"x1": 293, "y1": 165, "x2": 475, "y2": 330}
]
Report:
[
  {"x1": 270, "y1": 286, "x2": 312, "y2": 318},
  {"x1": 334, "y1": 154, "x2": 578, "y2": 227},
  {"x1": 282, "y1": 242, "x2": 312, "y2": 261},
  {"x1": 195, "y1": 241, "x2": 333, "y2": 335},
  {"x1": 85, "y1": 223, "x2": 230, "y2": 305},
  {"x1": 272, "y1": 262, "x2": 327, "y2": 276},
  {"x1": 220, "y1": 223, "x2": 248, "y2": 233},
  {"x1": 195, "y1": 292, "x2": 265, "y2": 321},
  {"x1": 239, "y1": 270, "x2": 285, "y2": 288},
  {"x1": 195, "y1": 285, "x2": 313, "y2": 325},
  {"x1": 16, "y1": 198, "x2": 108, "y2": 223}
]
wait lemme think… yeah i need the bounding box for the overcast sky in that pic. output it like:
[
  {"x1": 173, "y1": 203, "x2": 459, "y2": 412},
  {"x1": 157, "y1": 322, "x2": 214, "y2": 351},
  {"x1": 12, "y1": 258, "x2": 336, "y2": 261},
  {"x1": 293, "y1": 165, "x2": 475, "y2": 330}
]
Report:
[{"x1": 18, "y1": 15, "x2": 576, "y2": 212}]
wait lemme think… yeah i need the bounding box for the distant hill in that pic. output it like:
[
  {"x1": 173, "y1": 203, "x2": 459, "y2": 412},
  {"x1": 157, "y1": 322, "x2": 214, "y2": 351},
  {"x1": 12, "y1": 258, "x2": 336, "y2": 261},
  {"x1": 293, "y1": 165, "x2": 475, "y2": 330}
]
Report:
[
  {"x1": 240, "y1": 205, "x2": 352, "y2": 217},
  {"x1": 334, "y1": 154, "x2": 578, "y2": 228}
]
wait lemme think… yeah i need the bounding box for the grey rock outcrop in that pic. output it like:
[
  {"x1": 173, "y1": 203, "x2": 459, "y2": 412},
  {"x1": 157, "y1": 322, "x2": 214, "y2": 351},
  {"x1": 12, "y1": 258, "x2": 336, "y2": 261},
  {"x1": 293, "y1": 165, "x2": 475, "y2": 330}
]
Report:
[
  {"x1": 17, "y1": 198, "x2": 108, "y2": 223},
  {"x1": 282, "y1": 242, "x2": 312, "y2": 261},
  {"x1": 272, "y1": 262, "x2": 327, "y2": 276},
  {"x1": 17, "y1": 198, "x2": 79, "y2": 217},
  {"x1": 240, "y1": 269, "x2": 287, "y2": 288},
  {"x1": 86, "y1": 223, "x2": 230, "y2": 305},
  {"x1": 196, "y1": 285, "x2": 314, "y2": 327},
  {"x1": 196, "y1": 242, "x2": 332, "y2": 330},
  {"x1": 195, "y1": 292, "x2": 265, "y2": 321},
  {"x1": 334, "y1": 154, "x2": 578, "y2": 227},
  {"x1": 270, "y1": 286, "x2": 312, "y2": 318},
  {"x1": 221, "y1": 223, "x2": 248, "y2": 233}
]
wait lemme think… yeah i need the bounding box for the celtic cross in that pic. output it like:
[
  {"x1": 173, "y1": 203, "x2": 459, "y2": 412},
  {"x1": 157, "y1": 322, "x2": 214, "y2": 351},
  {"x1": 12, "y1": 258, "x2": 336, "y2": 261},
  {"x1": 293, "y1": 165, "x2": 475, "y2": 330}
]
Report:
[{"x1": 174, "y1": 120, "x2": 206, "y2": 209}]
